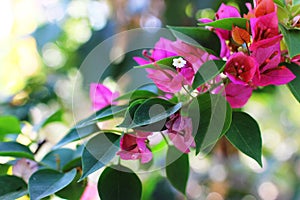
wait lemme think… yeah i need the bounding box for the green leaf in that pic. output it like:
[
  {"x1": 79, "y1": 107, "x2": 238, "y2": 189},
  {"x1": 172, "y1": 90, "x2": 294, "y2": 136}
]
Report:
[
  {"x1": 33, "y1": 110, "x2": 64, "y2": 132},
  {"x1": 286, "y1": 62, "x2": 300, "y2": 102},
  {"x1": 198, "y1": 18, "x2": 248, "y2": 30},
  {"x1": 29, "y1": 168, "x2": 77, "y2": 200},
  {"x1": 80, "y1": 133, "x2": 120, "y2": 181},
  {"x1": 55, "y1": 171, "x2": 87, "y2": 200},
  {"x1": 192, "y1": 60, "x2": 226, "y2": 89},
  {"x1": 167, "y1": 26, "x2": 221, "y2": 56},
  {"x1": 166, "y1": 146, "x2": 189, "y2": 195},
  {"x1": 192, "y1": 94, "x2": 232, "y2": 154},
  {"x1": 98, "y1": 165, "x2": 142, "y2": 200},
  {"x1": 62, "y1": 145, "x2": 84, "y2": 172},
  {"x1": 277, "y1": 5, "x2": 289, "y2": 24},
  {"x1": 54, "y1": 124, "x2": 100, "y2": 149},
  {"x1": 118, "y1": 99, "x2": 144, "y2": 127},
  {"x1": 134, "y1": 56, "x2": 178, "y2": 71},
  {"x1": 0, "y1": 175, "x2": 27, "y2": 199},
  {"x1": 128, "y1": 98, "x2": 182, "y2": 130},
  {"x1": 114, "y1": 90, "x2": 158, "y2": 102},
  {"x1": 0, "y1": 116, "x2": 21, "y2": 135},
  {"x1": 0, "y1": 164, "x2": 10, "y2": 175},
  {"x1": 274, "y1": 0, "x2": 285, "y2": 7},
  {"x1": 40, "y1": 148, "x2": 75, "y2": 171},
  {"x1": 279, "y1": 24, "x2": 300, "y2": 58},
  {"x1": 0, "y1": 142, "x2": 34, "y2": 160},
  {"x1": 225, "y1": 112, "x2": 262, "y2": 166},
  {"x1": 293, "y1": 0, "x2": 300, "y2": 5},
  {"x1": 75, "y1": 105, "x2": 127, "y2": 129}
]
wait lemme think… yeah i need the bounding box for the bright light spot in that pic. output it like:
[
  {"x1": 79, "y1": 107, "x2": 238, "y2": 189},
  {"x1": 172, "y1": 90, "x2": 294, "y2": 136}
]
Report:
[
  {"x1": 206, "y1": 192, "x2": 224, "y2": 200},
  {"x1": 41, "y1": 0, "x2": 65, "y2": 22},
  {"x1": 109, "y1": 46, "x2": 125, "y2": 64},
  {"x1": 65, "y1": 19, "x2": 92, "y2": 44},
  {"x1": 262, "y1": 129, "x2": 281, "y2": 150},
  {"x1": 189, "y1": 153, "x2": 210, "y2": 173},
  {"x1": 0, "y1": 0, "x2": 13, "y2": 38},
  {"x1": 240, "y1": 152, "x2": 267, "y2": 173},
  {"x1": 258, "y1": 182, "x2": 279, "y2": 200},
  {"x1": 42, "y1": 43, "x2": 66, "y2": 68},
  {"x1": 14, "y1": 0, "x2": 38, "y2": 35},
  {"x1": 187, "y1": 180, "x2": 203, "y2": 199},
  {"x1": 67, "y1": 0, "x2": 88, "y2": 18},
  {"x1": 274, "y1": 139, "x2": 298, "y2": 161},
  {"x1": 208, "y1": 164, "x2": 227, "y2": 182},
  {"x1": 140, "y1": 14, "x2": 162, "y2": 33},
  {"x1": 88, "y1": 1, "x2": 110, "y2": 30}
]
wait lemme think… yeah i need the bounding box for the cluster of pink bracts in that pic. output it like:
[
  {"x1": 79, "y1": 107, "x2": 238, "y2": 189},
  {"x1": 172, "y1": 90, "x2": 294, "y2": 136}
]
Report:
[{"x1": 90, "y1": 0, "x2": 297, "y2": 163}]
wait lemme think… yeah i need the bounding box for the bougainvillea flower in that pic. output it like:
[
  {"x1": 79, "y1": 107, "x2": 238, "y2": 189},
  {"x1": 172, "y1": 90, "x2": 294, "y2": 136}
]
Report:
[
  {"x1": 291, "y1": 55, "x2": 300, "y2": 65},
  {"x1": 224, "y1": 52, "x2": 259, "y2": 85},
  {"x1": 250, "y1": 12, "x2": 282, "y2": 48},
  {"x1": 166, "y1": 113, "x2": 195, "y2": 153},
  {"x1": 215, "y1": 3, "x2": 241, "y2": 40},
  {"x1": 171, "y1": 40, "x2": 210, "y2": 72},
  {"x1": 251, "y1": 43, "x2": 296, "y2": 86},
  {"x1": 90, "y1": 83, "x2": 119, "y2": 111},
  {"x1": 134, "y1": 38, "x2": 204, "y2": 93},
  {"x1": 224, "y1": 83, "x2": 253, "y2": 108},
  {"x1": 255, "y1": 65, "x2": 296, "y2": 86},
  {"x1": 117, "y1": 132, "x2": 152, "y2": 163},
  {"x1": 13, "y1": 158, "x2": 38, "y2": 183},
  {"x1": 254, "y1": 0, "x2": 276, "y2": 17}
]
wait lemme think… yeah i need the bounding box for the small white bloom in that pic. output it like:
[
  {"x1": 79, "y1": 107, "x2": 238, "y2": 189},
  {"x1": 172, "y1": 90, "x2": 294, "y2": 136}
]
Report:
[{"x1": 172, "y1": 57, "x2": 186, "y2": 68}]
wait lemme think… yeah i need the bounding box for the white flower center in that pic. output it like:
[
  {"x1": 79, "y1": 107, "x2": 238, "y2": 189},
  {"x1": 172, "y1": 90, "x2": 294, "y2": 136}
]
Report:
[{"x1": 172, "y1": 57, "x2": 186, "y2": 68}]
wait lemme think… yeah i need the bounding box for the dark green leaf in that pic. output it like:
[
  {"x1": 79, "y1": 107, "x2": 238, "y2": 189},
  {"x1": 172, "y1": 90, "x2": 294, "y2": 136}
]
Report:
[
  {"x1": 118, "y1": 100, "x2": 144, "y2": 127},
  {"x1": 166, "y1": 146, "x2": 189, "y2": 195},
  {"x1": 286, "y1": 62, "x2": 300, "y2": 102},
  {"x1": 40, "y1": 149, "x2": 74, "y2": 171},
  {"x1": 75, "y1": 105, "x2": 127, "y2": 129},
  {"x1": 134, "y1": 56, "x2": 178, "y2": 71},
  {"x1": 128, "y1": 98, "x2": 182, "y2": 129},
  {"x1": 0, "y1": 142, "x2": 34, "y2": 160},
  {"x1": 114, "y1": 90, "x2": 158, "y2": 102},
  {"x1": 279, "y1": 24, "x2": 300, "y2": 58},
  {"x1": 198, "y1": 18, "x2": 248, "y2": 30},
  {"x1": 0, "y1": 116, "x2": 21, "y2": 135},
  {"x1": 0, "y1": 175, "x2": 27, "y2": 199},
  {"x1": 98, "y1": 165, "x2": 142, "y2": 200},
  {"x1": 226, "y1": 112, "x2": 262, "y2": 166},
  {"x1": 0, "y1": 164, "x2": 10, "y2": 175},
  {"x1": 80, "y1": 133, "x2": 120, "y2": 181},
  {"x1": 167, "y1": 26, "x2": 221, "y2": 56},
  {"x1": 62, "y1": 145, "x2": 84, "y2": 172},
  {"x1": 192, "y1": 94, "x2": 232, "y2": 154},
  {"x1": 54, "y1": 123, "x2": 100, "y2": 149},
  {"x1": 29, "y1": 168, "x2": 77, "y2": 200},
  {"x1": 55, "y1": 171, "x2": 87, "y2": 200},
  {"x1": 192, "y1": 60, "x2": 226, "y2": 89}
]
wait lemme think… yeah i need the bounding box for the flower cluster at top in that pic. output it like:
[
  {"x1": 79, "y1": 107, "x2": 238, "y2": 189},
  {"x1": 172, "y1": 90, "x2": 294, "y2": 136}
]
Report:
[{"x1": 90, "y1": 0, "x2": 298, "y2": 164}]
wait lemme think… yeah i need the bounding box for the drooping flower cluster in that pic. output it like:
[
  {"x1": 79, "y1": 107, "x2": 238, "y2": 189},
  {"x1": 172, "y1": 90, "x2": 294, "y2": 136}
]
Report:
[{"x1": 89, "y1": 0, "x2": 297, "y2": 164}]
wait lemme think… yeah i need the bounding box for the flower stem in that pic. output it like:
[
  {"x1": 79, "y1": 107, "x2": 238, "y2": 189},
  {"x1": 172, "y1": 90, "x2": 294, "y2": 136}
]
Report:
[
  {"x1": 182, "y1": 84, "x2": 194, "y2": 98},
  {"x1": 160, "y1": 132, "x2": 170, "y2": 146}
]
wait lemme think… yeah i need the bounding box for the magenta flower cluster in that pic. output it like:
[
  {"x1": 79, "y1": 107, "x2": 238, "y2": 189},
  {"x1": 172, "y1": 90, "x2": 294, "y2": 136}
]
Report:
[{"x1": 89, "y1": 0, "x2": 297, "y2": 164}]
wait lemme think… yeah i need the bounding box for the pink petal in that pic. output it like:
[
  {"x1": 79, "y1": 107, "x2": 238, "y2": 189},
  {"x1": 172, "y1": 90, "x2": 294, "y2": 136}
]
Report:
[
  {"x1": 225, "y1": 83, "x2": 253, "y2": 108},
  {"x1": 80, "y1": 183, "x2": 99, "y2": 200},
  {"x1": 169, "y1": 132, "x2": 191, "y2": 153},
  {"x1": 90, "y1": 83, "x2": 118, "y2": 111},
  {"x1": 12, "y1": 158, "x2": 38, "y2": 183},
  {"x1": 133, "y1": 56, "x2": 151, "y2": 65},
  {"x1": 256, "y1": 66, "x2": 296, "y2": 86},
  {"x1": 152, "y1": 38, "x2": 177, "y2": 60}
]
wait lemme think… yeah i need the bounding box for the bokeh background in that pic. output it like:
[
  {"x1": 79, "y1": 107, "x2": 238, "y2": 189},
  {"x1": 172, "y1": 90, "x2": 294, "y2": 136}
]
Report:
[{"x1": 1, "y1": 0, "x2": 300, "y2": 199}]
